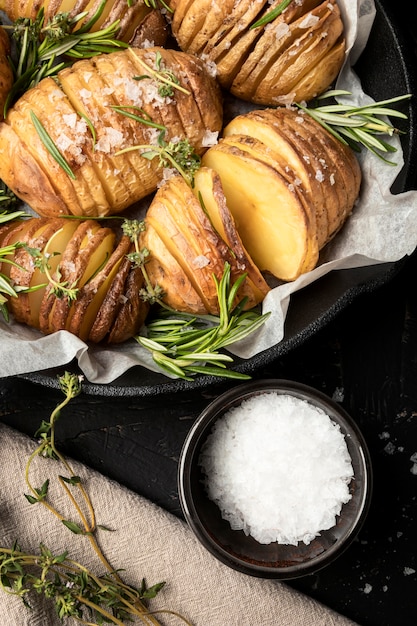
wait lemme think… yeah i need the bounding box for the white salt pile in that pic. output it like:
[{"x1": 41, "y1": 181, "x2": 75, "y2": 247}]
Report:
[{"x1": 199, "y1": 392, "x2": 354, "y2": 546}]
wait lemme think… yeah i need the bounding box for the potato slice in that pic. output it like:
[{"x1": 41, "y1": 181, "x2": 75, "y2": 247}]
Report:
[
  {"x1": 8, "y1": 218, "x2": 79, "y2": 327},
  {"x1": 139, "y1": 220, "x2": 207, "y2": 314},
  {"x1": 217, "y1": 133, "x2": 319, "y2": 273},
  {"x1": 193, "y1": 166, "x2": 270, "y2": 303},
  {"x1": 88, "y1": 252, "x2": 147, "y2": 343},
  {"x1": 145, "y1": 197, "x2": 227, "y2": 314},
  {"x1": 67, "y1": 235, "x2": 131, "y2": 341},
  {"x1": 107, "y1": 263, "x2": 149, "y2": 344},
  {"x1": 202, "y1": 142, "x2": 310, "y2": 281},
  {"x1": 0, "y1": 123, "x2": 70, "y2": 218},
  {"x1": 38, "y1": 221, "x2": 112, "y2": 334},
  {"x1": 223, "y1": 109, "x2": 328, "y2": 248},
  {"x1": 252, "y1": 2, "x2": 344, "y2": 104}
]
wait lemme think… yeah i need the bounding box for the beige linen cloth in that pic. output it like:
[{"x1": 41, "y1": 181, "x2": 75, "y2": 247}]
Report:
[{"x1": 0, "y1": 423, "x2": 358, "y2": 625}]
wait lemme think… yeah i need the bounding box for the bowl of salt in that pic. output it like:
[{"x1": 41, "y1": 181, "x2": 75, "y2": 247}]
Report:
[{"x1": 178, "y1": 379, "x2": 372, "y2": 579}]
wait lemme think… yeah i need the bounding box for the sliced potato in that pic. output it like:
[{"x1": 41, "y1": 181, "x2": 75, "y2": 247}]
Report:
[
  {"x1": 170, "y1": 0, "x2": 346, "y2": 105},
  {"x1": 139, "y1": 220, "x2": 208, "y2": 314},
  {"x1": 67, "y1": 235, "x2": 131, "y2": 341},
  {"x1": 193, "y1": 166, "x2": 270, "y2": 302},
  {"x1": 1, "y1": 216, "x2": 150, "y2": 343},
  {"x1": 0, "y1": 47, "x2": 223, "y2": 217},
  {"x1": 202, "y1": 142, "x2": 311, "y2": 281},
  {"x1": 223, "y1": 109, "x2": 329, "y2": 248}
]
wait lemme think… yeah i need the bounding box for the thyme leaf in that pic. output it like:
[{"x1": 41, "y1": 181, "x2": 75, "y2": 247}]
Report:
[
  {"x1": 0, "y1": 372, "x2": 190, "y2": 625},
  {"x1": 116, "y1": 131, "x2": 201, "y2": 186}
]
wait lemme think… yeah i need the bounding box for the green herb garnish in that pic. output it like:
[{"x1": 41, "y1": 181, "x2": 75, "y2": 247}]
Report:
[
  {"x1": 251, "y1": 0, "x2": 293, "y2": 29},
  {"x1": 298, "y1": 89, "x2": 412, "y2": 164},
  {"x1": 30, "y1": 110, "x2": 77, "y2": 179},
  {"x1": 116, "y1": 130, "x2": 201, "y2": 186},
  {"x1": 4, "y1": 2, "x2": 128, "y2": 111},
  {"x1": 28, "y1": 228, "x2": 79, "y2": 301},
  {"x1": 0, "y1": 372, "x2": 190, "y2": 625},
  {"x1": 129, "y1": 48, "x2": 191, "y2": 97},
  {"x1": 122, "y1": 220, "x2": 269, "y2": 381}
]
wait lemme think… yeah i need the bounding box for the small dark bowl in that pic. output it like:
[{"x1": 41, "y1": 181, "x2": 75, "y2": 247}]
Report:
[{"x1": 178, "y1": 379, "x2": 373, "y2": 580}]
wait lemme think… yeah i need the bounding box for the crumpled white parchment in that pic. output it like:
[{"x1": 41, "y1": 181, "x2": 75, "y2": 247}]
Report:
[{"x1": 0, "y1": 0, "x2": 415, "y2": 383}]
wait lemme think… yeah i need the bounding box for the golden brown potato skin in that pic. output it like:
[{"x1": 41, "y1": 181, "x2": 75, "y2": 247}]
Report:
[
  {"x1": 0, "y1": 217, "x2": 149, "y2": 343},
  {"x1": 0, "y1": 26, "x2": 12, "y2": 121},
  {"x1": 203, "y1": 106, "x2": 361, "y2": 281},
  {"x1": 170, "y1": 0, "x2": 345, "y2": 105},
  {"x1": 140, "y1": 173, "x2": 270, "y2": 314},
  {"x1": 0, "y1": 47, "x2": 223, "y2": 217},
  {"x1": 0, "y1": 0, "x2": 168, "y2": 46}
]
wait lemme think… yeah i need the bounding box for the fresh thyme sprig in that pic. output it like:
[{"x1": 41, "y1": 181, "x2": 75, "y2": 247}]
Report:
[
  {"x1": 297, "y1": 89, "x2": 412, "y2": 164},
  {"x1": 251, "y1": 0, "x2": 293, "y2": 29},
  {"x1": 122, "y1": 220, "x2": 270, "y2": 381},
  {"x1": 116, "y1": 129, "x2": 201, "y2": 186},
  {"x1": 4, "y1": 2, "x2": 128, "y2": 112},
  {"x1": 0, "y1": 371, "x2": 189, "y2": 625},
  {"x1": 129, "y1": 48, "x2": 191, "y2": 97},
  {"x1": 27, "y1": 228, "x2": 79, "y2": 301}
]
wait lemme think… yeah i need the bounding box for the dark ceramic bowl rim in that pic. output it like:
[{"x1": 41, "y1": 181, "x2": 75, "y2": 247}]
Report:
[{"x1": 178, "y1": 379, "x2": 373, "y2": 579}]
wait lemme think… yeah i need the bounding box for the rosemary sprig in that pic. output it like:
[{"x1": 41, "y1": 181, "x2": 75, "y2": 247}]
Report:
[
  {"x1": 116, "y1": 129, "x2": 201, "y2": 186},
  {"x1": 4, "y1": 3, "x2": 128, "y2": 111},
  {"x1": 251, "y1": 0, "x2": 293, "y2": 29},
  {"x1": 0, "y1": 210, "x2": 32, "y2": 321},
  {"x1": 298, "y1": 89, "x2": 412, "y2": 164},
  {"x1": 137, "y1": 264, "x2": 270, "y2": 381},
  {"x1": 0, "y1": 371, "x2": 189, "y2": 625},
  {"x1": 122, "y1": 220, "x2": 269, "y2": 380}
]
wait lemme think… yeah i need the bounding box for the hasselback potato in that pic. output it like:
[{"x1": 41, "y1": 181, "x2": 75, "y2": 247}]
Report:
[
  {"x1": 0, "y1": 217, "x2": 150, "y2": 343},
  {"x1": 0, "y1": 0, "x2": 168, "y2": 47},
  {"x1": 0, "y1": 46, "x2": 223, "y2": 217},
  {"x1": 201, "y1": 106, "x2": 361, "y2": 281},
  {"x1": 169, "y1": 0, "x2": 346, "y2": 105}
]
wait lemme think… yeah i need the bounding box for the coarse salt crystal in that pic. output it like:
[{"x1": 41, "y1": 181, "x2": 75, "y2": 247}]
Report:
[{"x1": 199, "y1": 392, "x2": 354, "y2": 546}]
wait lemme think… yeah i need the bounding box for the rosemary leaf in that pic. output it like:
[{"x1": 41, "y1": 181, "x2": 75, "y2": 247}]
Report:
[
  {"x1": 251, "y1": 0, "x2": 292, "y2": 29},
  {"x1": 136, "y1": 263, "x2": 270, "y2": 380},
  {"x1": 30, "y1": 111, "x2": 76, "y2": 180},
  {"x1": 298, "y1": 90, "x2": 411, "y2": 163}
]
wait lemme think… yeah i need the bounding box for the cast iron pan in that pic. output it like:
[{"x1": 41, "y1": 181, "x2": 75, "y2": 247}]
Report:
[{"x1": 20, "y1": 0, "x2": 417, "y2": 397}]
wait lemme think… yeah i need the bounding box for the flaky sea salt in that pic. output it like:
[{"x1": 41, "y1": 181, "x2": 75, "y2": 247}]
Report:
[{"x1": 199, "y1": 392, "x2": 353, "y2": 546}]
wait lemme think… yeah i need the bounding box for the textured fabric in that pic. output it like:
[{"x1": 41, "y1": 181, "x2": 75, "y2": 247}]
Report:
[{"x1": 0, "y1": 423, "x2": 359, "y2": 626}]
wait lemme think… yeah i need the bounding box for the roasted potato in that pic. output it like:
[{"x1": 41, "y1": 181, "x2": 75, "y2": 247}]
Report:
[
  {"x1": 0, "y1": 26, "x2": 12, "y2": 121},
  {"x1": 140, "y1": 172, "x2": 270, "y2": 315},
  {"x1": 0, "y1": 46, "x2": 223, "y2": 218},
  {"x1": 202, "y1": 106, "x2": 361, "y2": 281},
  {"x1": 0, "y1": 0, "x2": 169, "y2": 47},
  {"x1": 169, "y1": 0, "x2": 345, "y2": 105},
  {"x1": 0, "y1": 217, "x2": 149, "y2": 342}
]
